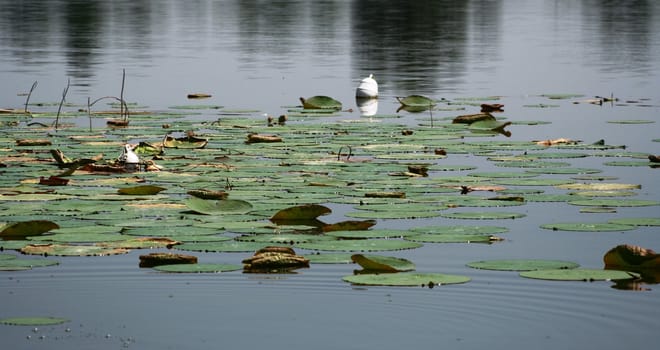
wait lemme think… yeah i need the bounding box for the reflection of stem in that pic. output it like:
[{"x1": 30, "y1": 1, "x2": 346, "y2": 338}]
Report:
[
  {"x1": 120, "y1": 69, "x2": 127, "y2": 121},
  {"x1": 54, "y1": 78, "x2": 70, "y2": 130},
  {"x1": 87, "y1": 97, "x2": 92, "y2": 132},
  {"x1": 24, "y1": 81, "x2": 38, "y2": 113}
]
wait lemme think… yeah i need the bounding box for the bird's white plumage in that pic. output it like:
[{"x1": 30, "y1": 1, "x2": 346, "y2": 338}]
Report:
[{"x1": 355, "y1": 74, "x2": 378, "y2": 98}]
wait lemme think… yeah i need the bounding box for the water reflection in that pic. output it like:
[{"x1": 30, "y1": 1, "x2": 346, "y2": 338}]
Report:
[
  {"x1": 350, "y1": 0, "x2": 469, "y2": 93},
  {"x1": 582, "y1": 0, "x2": 655, "y2": 75}
]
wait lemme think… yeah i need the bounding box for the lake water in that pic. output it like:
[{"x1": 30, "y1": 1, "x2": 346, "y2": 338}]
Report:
[{"x1": 1, "y1": 1, "x2": 659, "y2": 349}]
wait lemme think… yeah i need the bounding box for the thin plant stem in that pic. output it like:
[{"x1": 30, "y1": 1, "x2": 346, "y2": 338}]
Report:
[
  {"x1": 24, "y1": 81, "x2": 38, "y2": 113},
  {"x1": 54, "y1": 78, "x2": 70, "y2": 130}
]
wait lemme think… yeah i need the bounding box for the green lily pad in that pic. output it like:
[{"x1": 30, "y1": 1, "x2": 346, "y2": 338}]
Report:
[
  {"x1": 608, "y1": 217, "x2": 660, "y2": 226},
  {"x1": 342, "y1": 272, "x2": 470, "y2": 287},
  {"x1": 607, "y1": 119, "x2": 654, "y2": 124},
  {"x1": 0, "y1": 257, "x2": 59, "y2": 270},
  {"x1": 184, "y1": 197, "x2": 253, "y2": 215},
  {"x1": 304, "y1": 253, "x2": 355, "y2": 264},
  {"x1": 175, "y1": 241, "x2": 272, "y2": 252},
  {"x1": 467, "y1": 259, "x2": 579, "y2": 271},
  {"x1": 153, "y1": 263, "x2": 242, "y2": 273},
  {"x1": 324, "y1": 229, "x2": 417, "y2": 239},
  {"x1": 410, "y1": 225, "x2": 509, "y2": 235},
  {"x1": 296, "y1": 239, "x2": 423, "y2": 252},
  {"x1": 0, "y1": 317, "x2": 69, "y2": 326},
  {"x1": 405, "y1": 233, "x2": 502, "y2": 243},
  {"x1": 440, "y1": 211, "x2": 526, "y2": 220},
  {"x1": 519, "y1": 268, "x2": 637, "y2": 281},
  {"x1": 568, "y1": 199, "x2": 659, "y2": 207},
  {"x1": 556, "y1": 183, "x2": 641, "y2": 191},
  {"x1": 300, "y1": 96, "x2": 342, "y2": 110},
  {"x1": 540, "y1": 222, "x2": 636, "y2": 232},
  {"x1": 235, "y1": 234, "x2": 335, "y2": 244}
]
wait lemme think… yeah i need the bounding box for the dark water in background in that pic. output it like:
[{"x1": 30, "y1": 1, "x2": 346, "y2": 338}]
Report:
[{"x1": 1, "y1": 1, "x2": 660, "y2": 349}]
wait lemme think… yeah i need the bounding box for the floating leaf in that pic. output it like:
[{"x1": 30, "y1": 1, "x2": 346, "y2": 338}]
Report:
[
  {"x1": 20, "y1": 244, "x2": 130, "y2": 256},
  {"x1": 117, "y1": 185, "x2": 166, "y2": 195},
  {"x1": 184, "y1": 197, "x2": 253, "y2": 215},
  {"x1": 467, "y1": 259, "x2": 579, "y2": 271},
  {"x1": 153, "y1": 263, "x2": 242, "y2": 273},
  {"x1": 305, "y1": 253, "x2": 354, "y2": 264},
  {"x1": 296, "y1": 239, "x2": 422, "y2": 252},
  {"x1": 540, "y1": 222, "x2": 636, "y2": 232},
  {"x1": 0, "y1": 257, "x2": 59, "y2": 270},
  {"x1": 0, "y1": 317, "x2": 69, "y2": 326},
  {"x1": 324, "y1": 229, "x2": 417, "y2": 239},
  {"x1": 396, "y1": 95, "x2": 436, "y2": 107},
  {"x1": 440, "y1": 211, "x2": 526, "y2": 220},
  {"x1": 519, "y1": 268, "x2": 637, "y2": 281},
  {"x1": 405, "y1": 233, "x2": 502, "y2": 243},
  {"x1": 271, "y1": 204, "x2": 331, "y2": 221},
  {"x1": 351, "y1": 254, "x2": 415, "y2": 273},
  {"x1": 342, "y1": 272, "x2": 470, "y2": 287},
  {"x1": 299, "y1": 96, "x2": 342, "y2": 110},
  {"x1": 568, "y1": 199, "x2": 659, "y2": 207},
  {"x1": 608, "y1": 217, "x2": 660, "y2": 227},
  {"x1": 0, "y1": 220, "x2": 60, "y2": 238}
]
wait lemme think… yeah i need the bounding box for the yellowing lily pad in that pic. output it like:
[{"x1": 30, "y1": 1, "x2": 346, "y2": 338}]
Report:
[
  {"x1": 270, "y1": 204, "x2": 331, "y2": 221},
  {"x1": 117, "y1": 185, "x2": 167, "y2": 195},
  {"x1": 342, "y1": 272, "x2": 470, "y2": 287},
  {"x1": 20, "y1": 244, "x2": 130, "y2": 256}
]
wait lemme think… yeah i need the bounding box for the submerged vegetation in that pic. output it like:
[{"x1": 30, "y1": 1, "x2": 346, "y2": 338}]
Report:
[{"x1": 0, "y1": 78, "x2": 658, "y2": 299}]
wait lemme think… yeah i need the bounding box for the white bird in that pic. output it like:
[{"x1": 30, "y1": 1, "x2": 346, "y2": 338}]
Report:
[
  {"x1": 355, "y1": 74, "x2": 378, "y2": 98},
  {"x1": 119, "y1": 144, "x2": 140, "y2": 164}
]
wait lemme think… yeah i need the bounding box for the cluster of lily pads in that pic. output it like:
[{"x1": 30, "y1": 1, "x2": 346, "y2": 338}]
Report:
[{"x1": 0, "y1": 92, "x2": 658, "y2": 295}]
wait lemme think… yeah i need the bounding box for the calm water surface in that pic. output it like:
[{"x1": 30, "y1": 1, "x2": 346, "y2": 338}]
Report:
[{"x1": 1, "y1": 1, "x2": 659, "y2": 349}]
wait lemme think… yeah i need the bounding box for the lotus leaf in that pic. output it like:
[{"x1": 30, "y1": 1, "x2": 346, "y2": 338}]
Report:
[
  {"x1": 0, "y1": 317, "x2": 69, "y2": 326},
  {"x1": 296, "y1": 239, "x2": 422, "y2": 252},
  {"x1": 342, "y1": 272, "x2": 470, "y2": 287},
  {"x1": 467, "y1": 259, "x2": 579, "y2": 271},
  {"x1": 20, "y1": 244, "x2": 130, "y2": 256},
  {"x1": 556, "y1": 183, "x2": 640, "y2": 191},
  {"x1": 324, "y1": 229, "x2": 417, "y2": 239},
  {"x1": 608, "y1": 217, "x2": 660, "y2": 226},
  {"x1": 568, "y1": 199, "x2": 658, "y2": 207},
  {"x1": 185, "y1": 197, "x2": 253, "y2": 215},
  {"x1": 540, "y1": 222, "x2": 636, "y2": 232},
  {"x1": 235, "y1": 234, "x2": 336, "y2": 244},
  {"x1": 0, "y1": 220, "x2": 60, "y2": 238},
  {"x1": 154, "y1": 263, "x2": 242, "y2": 273},
  {"x1": 440, "y1": 211, "x2": 526, "y2": 220},
  {"x1": 0, "y1": 257, "x2": 59, "y2": 270},
  {"x1": 175, "y1": 241, "x2": 272, "y2": 252},
  {"x1": 351, "y1": 254, "x2": 415, "y2": 273},
  {"x1": 405, "y1": 233, "x2": 502, "y2": 243},
  {"x1": 305, "y1": 253, "x2": 355, "y2": 264},
  {"x1": 117, "y1": 185, "x2": 167, "y2": 195},
  {"x1": 270, "y1": 204, "x2": 331, "y2": 221},
  {"x1": 396, "y1": 95, "x2": 436, "y2": 107},
  {"x1": 299, "y1": 96, "x2": 342, "y2": 110},
  {"x1": 519, "y1": 268, "x2": 637, "y2": 281}
]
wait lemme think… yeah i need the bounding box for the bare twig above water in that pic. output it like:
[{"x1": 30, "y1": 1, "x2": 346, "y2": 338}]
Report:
[
  {"x1": 54, "y1": 78, "x2": 70, "y2": 130},
  {"x1": 24, "y1": 81, "x2": 38, "y2": 113}
]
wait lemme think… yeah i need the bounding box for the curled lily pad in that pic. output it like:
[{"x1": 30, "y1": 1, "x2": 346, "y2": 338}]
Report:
[
  {"x1": 396, "y1": 95, "x2": 436, "y2": 107},
  {"x1": 184, "y1": 197, "x2": 253, "y2": 215},
  {"x1": 117, "y1": 185, "x2": 167, "y2": 195},
  {"x1": 0, "y1": 220, "x2": 59, "y2": 238},
  {"x1": 154, "y1": 263, "x2": 242, "y2": 273},
  {"x1": 0, "y1": 317, "x2": 69, "y2": 326},
  {"x1": 467, "y1": 259, "x2": 579, "y2": 271},
  {"x1": 299, "y1": 96, "x2": 342, "y2": 110},
  {"x1": 342, "y1": 272, "x2": 470, "y2": 287},
  {"x1": 351, "y1": 254, "x2": 416, "y2": 273},
  {"x1": 519, "y1": 268, "x2": 637, "y2": 281},
  {"x1": 270, "y1": 204, "x2": 331, "y2": 221}
]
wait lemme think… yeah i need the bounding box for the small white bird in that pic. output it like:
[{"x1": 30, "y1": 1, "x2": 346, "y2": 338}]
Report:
[
  {"x1": 119, "y1": 144, "x2": 140, "y2": 164},
  {"x1": 355, "y1": 74, "x2": 378, "y2": 98}
]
